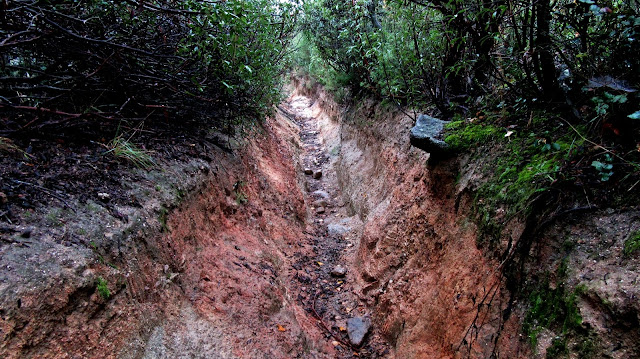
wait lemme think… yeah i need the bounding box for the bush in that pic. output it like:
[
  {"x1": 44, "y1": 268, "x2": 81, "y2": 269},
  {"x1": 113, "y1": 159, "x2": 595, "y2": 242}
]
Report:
[{"x1": 1, "y1": 0, "x2": 298, "y2": 137}]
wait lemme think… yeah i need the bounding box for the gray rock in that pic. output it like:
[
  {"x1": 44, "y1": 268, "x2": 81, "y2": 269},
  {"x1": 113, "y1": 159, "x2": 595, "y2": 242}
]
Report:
[
  {"x1": 330, "y1": 265, "x2": 347, "y2": 277},
  {"x1": 313, "y1": 171, "x2": 322, "y2": 179},
  {"x1": 347, "y1": 316, "x2": 371, "y2": 346},
  {"x1": 409, "y1": 114, "x2": 452, "y2": 156},
  {"x1": 312, "y1": 190, "x2": 330, "y2": 199},
  {"x1": 316, "y1": 207, "x2": 325, "y2": 214},
  {"x1": 327, "y1": 223, "x2": 349, "y2": 236}
]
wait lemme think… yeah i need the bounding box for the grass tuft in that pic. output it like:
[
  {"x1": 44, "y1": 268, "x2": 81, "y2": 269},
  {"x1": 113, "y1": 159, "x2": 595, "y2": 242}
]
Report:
[{"x1": 106, "y1": 136, "x2": 155, "y2": 169}]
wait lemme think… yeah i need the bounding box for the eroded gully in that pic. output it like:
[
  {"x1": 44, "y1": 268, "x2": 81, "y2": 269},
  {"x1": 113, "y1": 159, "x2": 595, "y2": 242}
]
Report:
[{"x1": 279, "y1": 95, "x2": 388, "y2": 358}]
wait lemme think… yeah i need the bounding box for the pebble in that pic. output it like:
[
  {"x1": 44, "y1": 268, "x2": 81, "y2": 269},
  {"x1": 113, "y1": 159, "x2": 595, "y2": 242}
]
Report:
[
  {"x1": 331, "y1": 265, "x2": 347, "y2": 277},
  {"x1": 304, "y1": 168, "x2": 313, "y2": 175},
  {"x1": 347, "y1": 316, "x2": 371, "y2": 346},
  {"x1": 316, "y1": 207, "x2": 325, "y2": 214},
  {"x1": 313, "y1": 199, "x2": 327, "y2": 208},
  {"x1": 313, "y1": 171, "x2": 322, "y2": 179},
  {"x1": 313, "y1": 190, "x2": 330, "y2": 198}
]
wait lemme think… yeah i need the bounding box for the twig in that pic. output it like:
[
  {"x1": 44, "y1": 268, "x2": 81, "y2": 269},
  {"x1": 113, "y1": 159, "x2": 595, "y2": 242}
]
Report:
[
  {"x1": 311, "y1": 291, "x2": 355, "y2": 350},
  {"x1": 561, "y1": 118, "x2": 640, "y2": 172}
]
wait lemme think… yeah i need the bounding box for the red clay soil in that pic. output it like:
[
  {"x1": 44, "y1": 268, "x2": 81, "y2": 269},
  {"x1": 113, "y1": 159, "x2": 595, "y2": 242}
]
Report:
[
  {"x1": 293, "y1": 78, "x2": 531, "y2": 358},
  {"x1": 128, "y1": 91, "x2": 390, "y2": 357}
]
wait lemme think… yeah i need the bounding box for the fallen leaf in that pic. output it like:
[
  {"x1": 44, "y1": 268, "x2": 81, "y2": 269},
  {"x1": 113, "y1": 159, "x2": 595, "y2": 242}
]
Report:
[
  {"x1": 277, "y1": 324, "x2": 286, "y2": 332},
  {"x1": 504, "y1": 130, "x2": 514, "y2": 137},
  {"x1": 317, "y1": 261, "x2": 324, "y2": 266},
  {"x1": 339, "y1": 326, "x2": 346, "y2": 332}
]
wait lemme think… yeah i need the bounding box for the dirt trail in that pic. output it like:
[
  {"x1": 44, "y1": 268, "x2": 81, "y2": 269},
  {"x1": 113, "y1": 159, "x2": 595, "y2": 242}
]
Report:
[{"x1": 279, "y1": 95, "x2": 388, "y2": 357}]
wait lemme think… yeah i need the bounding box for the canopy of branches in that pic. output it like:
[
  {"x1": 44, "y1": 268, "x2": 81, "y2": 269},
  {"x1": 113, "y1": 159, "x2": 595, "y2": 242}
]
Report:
[{"x1": 1, "y1": 0, "x2": 298, "y2": 137}]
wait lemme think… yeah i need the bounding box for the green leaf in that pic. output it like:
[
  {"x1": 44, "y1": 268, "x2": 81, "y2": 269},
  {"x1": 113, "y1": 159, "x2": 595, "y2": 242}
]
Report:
[{"x1": 628, "y1": 111, "x2": 640, "y2": 120}]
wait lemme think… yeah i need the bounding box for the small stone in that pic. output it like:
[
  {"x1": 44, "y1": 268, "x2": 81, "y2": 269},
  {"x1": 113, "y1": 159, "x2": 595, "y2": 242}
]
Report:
[
  {"x1": 313, "y1": 190, "x2": 330, "y2": 198},
  {"x1": 304, "y1": 168, "x2": 313, "y2": 175},
  {"x1": 97, "y1": 192, "x2": 111, "y2": 202},
  {"x1": 313, "y1": 171, "x2": 322, "y2": 179},
  {"x1": 331, "y1": 340, "x2": 340, "y2": 347},
  {"x1": 347, "y1": 316, "x2": 371, "y2": 347},
  {"x1": 331, "y1": 265, "x2": 347, "y2": 277},
  {"x1": 316, "y1": 207, "x2": 325, "y2": 214},
  {"x1": 0, "y1": 192, "x2": 7, "y2": 204},
  {"x1": 313, "y1": 199, "x2": 327, "y2": 208}
]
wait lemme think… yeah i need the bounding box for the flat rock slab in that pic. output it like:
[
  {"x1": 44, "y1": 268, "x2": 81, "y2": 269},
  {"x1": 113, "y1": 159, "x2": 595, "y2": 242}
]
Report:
[
  {"x1": 347, "y1": 316, "x2": 371, "y2": 347},
  {"x1": 409, "y1": 114, "x2": 452, "y2": 157}
]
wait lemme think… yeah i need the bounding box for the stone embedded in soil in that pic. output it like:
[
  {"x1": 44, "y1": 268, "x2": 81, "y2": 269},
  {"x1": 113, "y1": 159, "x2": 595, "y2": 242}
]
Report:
[
  {"x1": 347, "y1": 316, "x2": 371, "y2": 347},
  {"x1": 313, "y1": 171, "x2": 322, "y2": 179},
  {"x1": 409, "y1": 114, "x2": 452, "y2": 157},
  {"x1": 316, "y1": 207, "x2": 325, "y2": 214},
  {"x1": 331, "y1": 265, "x2": 347, "y2": 277},
  {"x1": 328, "y1": 223, "x2": 350, "y2": 236},
  {"x1": 312, "y1": 190, "x2": 330, "y2": 198},
  {"x1": 304, "y1": 168, "x2": 313, "y2": 175},
  {"x1": 313, "y1": 199, "x2": 327, "y2": 208}
]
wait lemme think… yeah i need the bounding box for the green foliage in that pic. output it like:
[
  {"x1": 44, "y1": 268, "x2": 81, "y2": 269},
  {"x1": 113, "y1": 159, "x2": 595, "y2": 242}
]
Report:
[
  {"x1": 591, "y1": 154, "x2": 614, "y2": 182},
  {"x1": 2, "y1": 0, "x2": 298, "y2": 134},
  {"x1": 233, "y1": 181, "x2": 248, "y2": 205},
  {"x1": 96, "y1": 277, "x2": 111, "y2": 300},
  {"x1": 46, "y1": 208, "x2": 64, "y2": 227},
  {"x1": 623, "y1": 230, "x2": 640, "y2": 256},
  {"x1": 469, "y1": 120, "x2": 584, "y2": 246}
]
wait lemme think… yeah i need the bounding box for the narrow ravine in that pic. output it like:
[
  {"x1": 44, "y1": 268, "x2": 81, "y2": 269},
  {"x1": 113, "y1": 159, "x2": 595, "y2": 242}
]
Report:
[{"x1": 279, "y1": 95, "x2": 389, "y2": 357}]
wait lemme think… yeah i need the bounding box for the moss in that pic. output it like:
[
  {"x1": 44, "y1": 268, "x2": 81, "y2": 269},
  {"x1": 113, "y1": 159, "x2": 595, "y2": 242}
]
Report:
[
  {"x1": 46, "y1": 208, "x2": 64, "y2": 227},
  {"x1": 158, "y1": 206, "x2": 169, "y2": 232},
  {"x1": 623, "y1": 230, "x2": 640, "y2": 256},
  {"x1": 523, "y1": 261, "x2": 585, "y2": 350},
  {"x1": 546, "y1": 337, "x2": 569, "y2": 358},
  {"x1": 96, "y1": 277, "x2": 111, "y2": 300},
  {"x1": 444, "y1": 120, "x2": 502, "y2": 150},
  {"x1": 472, "y1": 126, "x2": 584, "y2": 247}
]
